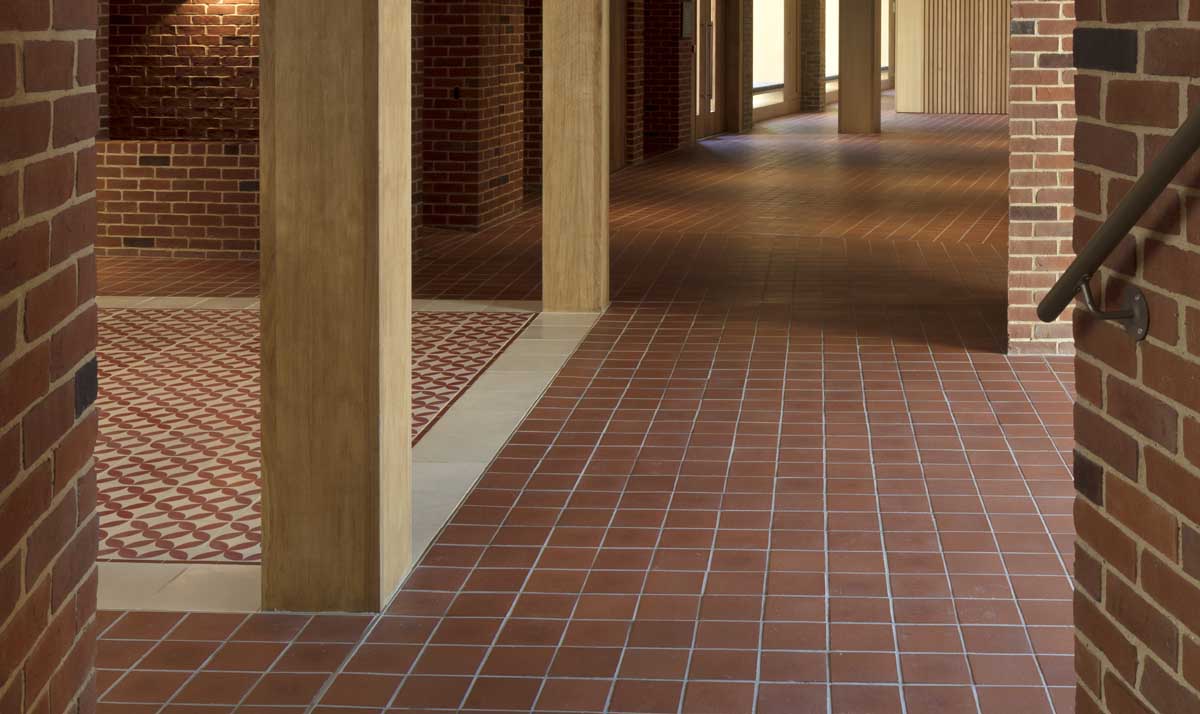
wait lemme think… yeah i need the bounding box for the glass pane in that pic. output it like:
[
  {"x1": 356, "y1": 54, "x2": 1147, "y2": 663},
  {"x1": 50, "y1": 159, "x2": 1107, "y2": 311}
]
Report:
[
  {"x1": 825, "y1": 0, "x2": 839, "y2": 79},
  {"x1": 753, "y1": 90, "x2": 785, "y2": 109},
  {"x1": 753, "y1": 0, "x2": 785, "y2": 90}
]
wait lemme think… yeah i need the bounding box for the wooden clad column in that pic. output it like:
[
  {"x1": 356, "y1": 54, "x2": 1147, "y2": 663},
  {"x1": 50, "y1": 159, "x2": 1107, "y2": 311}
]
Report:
[
  {"x1": 543, "y1": 0, "x2": 610, "y2": 313},
  {"x1": 261, "y1": 0, "x2": 412, "y2": 612},
  {"x1": 894, "y1": 0, "x2": 926, "y2": 112},
  {"x1": 838, "y1": 0, "x2": 882, "y2": 134}
]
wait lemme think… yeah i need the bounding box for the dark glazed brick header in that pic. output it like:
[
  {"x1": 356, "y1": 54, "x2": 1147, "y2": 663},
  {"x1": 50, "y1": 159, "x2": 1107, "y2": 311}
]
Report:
[
  {"x1": 1012, "y1": 20, "x2": 1036, "y2": 35},
  {"x1": 75, "y1": 357, "x2": 98, "y2": 417},
  {"x1": 1074, "y1": 28, "x2": 1139, "y2": 72}
]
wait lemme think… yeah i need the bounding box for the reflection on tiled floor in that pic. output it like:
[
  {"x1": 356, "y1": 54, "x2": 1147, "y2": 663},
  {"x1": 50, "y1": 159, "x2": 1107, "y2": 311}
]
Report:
[
  {"x1": 97, "y1": 309, "x2": 534, "y2": 563},
  {"x1": 98, "y1": 105, "x2": 1078, "y2": 713},
  {"x1": 414, "y1": 108, "x2": 1008, "y2": 304}
]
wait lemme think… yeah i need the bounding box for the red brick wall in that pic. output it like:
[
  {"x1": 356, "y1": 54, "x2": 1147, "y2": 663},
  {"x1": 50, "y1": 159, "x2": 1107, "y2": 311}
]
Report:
[
  {"x1": 0, "y1": 2, "x2": 101, "y2": 713},
  {"x1": 98, "y1": 0, "x2": 261, "y2": 257},
  {"x1": 107, "y1": 0, "x2": 259, "y2": 142},
  {"x1": 96, "y1": 141, "x2": 259, "y2": 257},
  {"x1": 644, "y1": 0, "x2": 693, "y2": 156},
  {"x1": 421, "y1": 0, "x2": 525, "y2": 229},
  {"x1": 1072, "y1": 5, "x2": 1200, "y2": 714},
  {"x1": 96, "y1": 2, "x2": 428, "y2": 257},
  {"x1": 1008, "y1": 0, "x2": 1077, "y2": 354}
]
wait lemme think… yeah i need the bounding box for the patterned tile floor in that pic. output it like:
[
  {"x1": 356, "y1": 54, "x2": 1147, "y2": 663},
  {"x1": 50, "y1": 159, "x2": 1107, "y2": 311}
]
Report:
[
  {"x1": 97, "y1": 309, "x2": 534, "y2": 563},
  {"x1": 97, "y1": 104, "x2": 1077, "y2": 713}
]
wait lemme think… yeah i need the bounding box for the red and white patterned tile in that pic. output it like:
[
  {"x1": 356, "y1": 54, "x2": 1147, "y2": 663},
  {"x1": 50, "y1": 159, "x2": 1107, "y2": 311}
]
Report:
[{"x1": 97, "y1": 308, "x2": 534, "y2": 564}]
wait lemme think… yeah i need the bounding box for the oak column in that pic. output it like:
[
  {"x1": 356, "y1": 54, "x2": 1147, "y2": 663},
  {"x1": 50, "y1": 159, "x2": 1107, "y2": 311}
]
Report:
[
  {"x1": 838, "y1": 0, "x2": 882, "y2": 133},
  {"x1": 543, "y1": 0, "x2": 611, "y2": 312},
  {"x1": 261, "y1": 0, "x2": 412, "y2": 612}
]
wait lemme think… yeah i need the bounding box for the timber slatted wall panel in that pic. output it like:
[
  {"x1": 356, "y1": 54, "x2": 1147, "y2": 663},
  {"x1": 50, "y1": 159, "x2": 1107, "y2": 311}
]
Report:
[{"x1": 923, "y1": 0, "x2": 1009, "y2": 114}]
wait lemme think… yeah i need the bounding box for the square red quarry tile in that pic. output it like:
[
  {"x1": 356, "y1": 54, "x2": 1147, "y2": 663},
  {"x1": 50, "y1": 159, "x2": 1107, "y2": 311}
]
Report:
[
  {"x1": 461, "y1": 676, "x2": 543, "y2": 710},
  {"x1": 412, "y1": 645, "x2": 487, "y2": 676},
  {"x1": 681, "y1": 680, "x2": 756, "y2": 714},
  {"x1": 103, "y1": 670, "x2": 190, "y2": 704},
  {"x1": 98, "y1": 705, "x2": 159, "y2": 714},
  {"x1": 204, "y1": 641, "x2": 286, "y2": 671},
  {"x1": 831, "y1": 684, "x2": 904, "y2": 714},
  {"x1": 391, "y1": 675, "x2": 471, "y2": 709},
  {"x1": 609, "y1": 679, "x2": 684, "y2": 713},
  {"x1": 534, "y1": 677, "x2": 613, "y2": 712},
  {"x1": 756, "y1": 683, "x2": 828, "y2": 714},
  {"x1": 242, "y1": 673, "x2": 329, "y2": 706},
  {"x1": 171, "y1": 671, "x2": 258, "y2": 705},
  {"x1": 232, "y1": 614, "x2": 310, "y2": 642},
  {"x1": 273, "y1": 642, "x2": 354, "y2": 672},
  {"x1": 167, "y1": 613, "x2": 247, "y2": 641},
  {"x1": 344, "y1": 643, "x2": 421, "y2": 675},
  {"x1": 298, "y1": 615, "x2": 374, "y2": 642},
  {"x1": 105, "y1": 612, "x2": 185, "y2": 640},
  {"x1": 98, "y1": 639, "x2": 155, "y2": 669},
  {"x1": 687, "y1": 649, "x2": 759, "y2": 681},
  {"x1": 137, "y1": 640, "x2": 220, "y2": 670},
  {"x1": 319, "y1": 673, "x2": 403, "y2": 707},
  {"x1": 481, "y1": 646, "x2": 556, "y2": 677},
  {"x1": 903, "y1": 685, "x2": 980, "y2": 714}
]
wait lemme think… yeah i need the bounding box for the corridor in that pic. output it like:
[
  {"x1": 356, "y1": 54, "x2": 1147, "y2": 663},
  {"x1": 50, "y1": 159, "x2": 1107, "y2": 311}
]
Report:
[{"x1": 94, "y1": 105, "x2": 1074, "y2": 713}]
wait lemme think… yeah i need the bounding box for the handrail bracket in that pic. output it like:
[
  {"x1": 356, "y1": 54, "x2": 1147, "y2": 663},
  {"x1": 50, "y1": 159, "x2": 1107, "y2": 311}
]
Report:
[
  {"x1": 1036, "y1": 108, "x2": 1200, "y2": 340},
  {"x1": 1078, "y1": 276, "x2": 1149, "y2": 342}
]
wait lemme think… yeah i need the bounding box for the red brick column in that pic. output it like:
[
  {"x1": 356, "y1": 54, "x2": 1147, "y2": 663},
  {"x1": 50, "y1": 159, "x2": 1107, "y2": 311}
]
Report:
[
  {"x1": 644, "y1": 0, "x2": 692, "y2": 156},
  {"x1": 1008, "y1": 0, "x2": 1077, "y2": 354},
  {"x1": 800, "y1": 0, "x2": 825, "y2": 111},
  {"x1": 1072, "y1": 4, "x2": 1200, "y2": 713},
  {"x1": 523, "y1": 0, "x2": 542, "y2": 189},
  {"x1": 0, "y1": 2, "x2": 101, "y2": 712},
  {"x1": 626, "y1": 0, "x2": 646, "y2": 165},
  {"x1": 413, "y1": 0, "x2": 424, "y2": 227},
  {"x1": 97, "y1": 0, "x2": 108, "y2": 138},
  {"x1": 422, "y1": 0, "x2": 525, "y2": 229}
]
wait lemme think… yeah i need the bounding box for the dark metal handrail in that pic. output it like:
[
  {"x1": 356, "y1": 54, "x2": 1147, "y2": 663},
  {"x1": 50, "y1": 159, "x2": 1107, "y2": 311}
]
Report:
[{"x1": 1038, "y1": 108, "x2": 1200, "y2": 340}]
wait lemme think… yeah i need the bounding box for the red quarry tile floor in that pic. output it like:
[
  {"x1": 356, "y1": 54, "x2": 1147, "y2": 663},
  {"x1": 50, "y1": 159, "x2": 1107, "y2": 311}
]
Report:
[
  {"x1": 98, "y1": 257, "x2": 260, "y2": 297},
  {"x1": 98, "y1": 105, "x2": 1077, "y2": 713}
]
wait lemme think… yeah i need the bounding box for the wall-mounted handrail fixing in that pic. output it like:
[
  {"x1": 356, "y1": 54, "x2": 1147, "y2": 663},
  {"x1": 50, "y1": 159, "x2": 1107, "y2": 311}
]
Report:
[{"x1": 1037, "y1": 109, "x2": 1200, "y2": 328}]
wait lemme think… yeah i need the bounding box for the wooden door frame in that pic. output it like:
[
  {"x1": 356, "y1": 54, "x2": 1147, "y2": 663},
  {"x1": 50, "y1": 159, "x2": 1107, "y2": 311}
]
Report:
[{"x1": 693, "y1": 0, "x2": 747, "y2": 140}]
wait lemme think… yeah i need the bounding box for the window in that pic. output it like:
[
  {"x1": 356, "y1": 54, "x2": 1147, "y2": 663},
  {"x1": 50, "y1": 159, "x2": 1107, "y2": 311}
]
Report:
[{"x1": 753, "y1": 0, "x2": 786, "y2": 91}]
